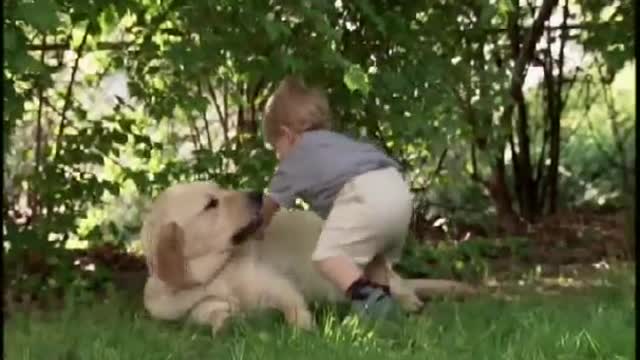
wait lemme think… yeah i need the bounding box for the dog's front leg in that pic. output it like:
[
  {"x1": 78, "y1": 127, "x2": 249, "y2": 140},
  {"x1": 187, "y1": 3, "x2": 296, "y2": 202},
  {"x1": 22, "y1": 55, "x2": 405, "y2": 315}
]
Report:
[
  {"x1": 266, "y1": 287, "x2": 314, "y2": 331},
  {"x1": 144, "y1": 278, "x2": 211, "y2": 321},
  {"x1": 249, "y1": 268, "x2": 314, "y2": 330},
  {"x1": 189, "y1": 297, "x2": 239, "y2": 336}
]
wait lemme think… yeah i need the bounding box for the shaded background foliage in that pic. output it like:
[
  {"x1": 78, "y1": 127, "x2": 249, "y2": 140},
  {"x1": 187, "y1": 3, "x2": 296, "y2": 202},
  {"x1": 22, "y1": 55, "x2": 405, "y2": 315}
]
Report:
[{"x1": 3, "y1": 0, "x2": 635, "y2": 296}]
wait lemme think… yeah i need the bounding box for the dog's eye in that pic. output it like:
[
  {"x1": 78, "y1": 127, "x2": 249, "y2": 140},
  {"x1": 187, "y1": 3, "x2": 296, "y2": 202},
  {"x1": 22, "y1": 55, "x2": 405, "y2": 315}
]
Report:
[{"x1": 204, "y1": 197, "x2": 219, "y2": 210}]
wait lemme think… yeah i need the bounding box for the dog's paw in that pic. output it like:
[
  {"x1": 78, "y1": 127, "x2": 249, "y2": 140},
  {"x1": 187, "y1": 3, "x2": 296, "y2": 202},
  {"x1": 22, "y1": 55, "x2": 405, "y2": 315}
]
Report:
[
  {"x1": 286, "y1": 307, "x2": 315, "y2": 330},
  {"x1": 207, "y1": 300, "x2": 239, "y2": 336},
  {"x1": 298, "y1": 310, "x2": 315, "y2": 330},
  {"x1": 389, "y1": 277, "x2": 424, "y2": 313},
  {"x1": 210, "y1": 309, "x2": 233, "y2": 336},
  {"x1": 396, "y1": 292, "x2": 424, "y2": 313}
]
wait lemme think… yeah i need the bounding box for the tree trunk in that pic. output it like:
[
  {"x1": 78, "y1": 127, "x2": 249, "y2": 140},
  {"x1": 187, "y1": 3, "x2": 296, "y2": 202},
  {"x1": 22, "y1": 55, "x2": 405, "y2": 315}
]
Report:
[
  {"x1": 514, "y1": 90, "x2": 537, "y2": 221},
  {"x1": 506, "y1": 0, "x2": 559, "y2": 221},
  {"x1": 488, "y1": 153, "x2": 524, "y2": 234},
  {"x1": 547, "y1": 105, "x2": 561, "y2": 214},
  {"x1": 546, "y1": 0, "x2": 570, "y2": 214}
]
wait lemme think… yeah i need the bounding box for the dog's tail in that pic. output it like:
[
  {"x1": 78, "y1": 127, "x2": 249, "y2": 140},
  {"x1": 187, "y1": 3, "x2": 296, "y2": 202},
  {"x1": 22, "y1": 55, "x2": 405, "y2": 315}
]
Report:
[{"x1": 405, "y1": 279, "x2": 479, "y2": 300}]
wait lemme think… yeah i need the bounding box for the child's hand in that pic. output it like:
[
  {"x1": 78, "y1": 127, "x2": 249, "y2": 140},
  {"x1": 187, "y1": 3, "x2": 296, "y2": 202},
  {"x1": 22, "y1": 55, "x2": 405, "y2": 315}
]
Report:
[{"x1": 255, "y1": 196, "x2": 280, "y2": 241}]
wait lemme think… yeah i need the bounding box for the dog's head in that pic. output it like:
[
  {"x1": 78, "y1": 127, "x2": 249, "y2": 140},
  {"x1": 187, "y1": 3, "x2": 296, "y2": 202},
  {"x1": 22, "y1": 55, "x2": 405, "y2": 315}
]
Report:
[{"x1": 141, "y1": 182, "x2": 263, "y2": 289}]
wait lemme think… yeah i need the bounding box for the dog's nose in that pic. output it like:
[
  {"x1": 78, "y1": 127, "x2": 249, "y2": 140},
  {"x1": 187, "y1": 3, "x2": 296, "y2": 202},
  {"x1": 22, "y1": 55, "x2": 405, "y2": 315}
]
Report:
[{"x1": 247, "y1": 191, "x2": 263, "y2": 206}]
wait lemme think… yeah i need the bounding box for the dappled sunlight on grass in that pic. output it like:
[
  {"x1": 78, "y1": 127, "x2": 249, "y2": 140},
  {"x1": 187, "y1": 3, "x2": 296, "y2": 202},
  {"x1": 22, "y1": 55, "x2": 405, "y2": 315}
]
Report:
[
  {"x1": 320, "y1": 314, "x2": 380, "y2": 350},
  {"x1": 483, "y1": 261, "x2": 635, "y2": 300},
  {"x1": 5, "y1": 267, "x2": 635, "y2": 360}
]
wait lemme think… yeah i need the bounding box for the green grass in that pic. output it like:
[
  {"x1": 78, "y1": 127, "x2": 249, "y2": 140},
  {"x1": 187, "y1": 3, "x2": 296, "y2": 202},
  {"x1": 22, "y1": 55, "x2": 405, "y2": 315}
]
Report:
[{"x1": 5, "y1": 273, "x2": 635, "y2": 360}]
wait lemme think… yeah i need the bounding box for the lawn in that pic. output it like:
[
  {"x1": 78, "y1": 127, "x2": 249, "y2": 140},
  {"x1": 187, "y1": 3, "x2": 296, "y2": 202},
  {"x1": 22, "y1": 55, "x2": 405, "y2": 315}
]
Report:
[{"x1": 4, "y1": 266, "x2": 635, "y2": 360}]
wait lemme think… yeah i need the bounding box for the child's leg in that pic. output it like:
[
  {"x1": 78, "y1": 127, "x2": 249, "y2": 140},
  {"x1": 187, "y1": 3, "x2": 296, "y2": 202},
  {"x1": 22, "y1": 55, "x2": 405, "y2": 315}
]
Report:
[
  {"x1": 312, "y1": 215, "x2": 392, "y2": 300},
  {"x1": 314, "y1": 253, "x2": 399, "y2": 321},
  {"x1": 312, "y1": 220, "x2": 398, "y2": 319},
  {"x1": 367, "y1": 253, "x2": 425, "y2": 313},
  {"x1": 363, "y1": 253, "x2": 390, "y2": 287},
  {"x1": 314, "y1": 255, "x2": 363, "y2": 293},
  {"x1": 311, "y1": 181, "x2": 381, "y2": 297},
  {"x1": 312, "y1": 168, "x2": 412, "y2": 319}
]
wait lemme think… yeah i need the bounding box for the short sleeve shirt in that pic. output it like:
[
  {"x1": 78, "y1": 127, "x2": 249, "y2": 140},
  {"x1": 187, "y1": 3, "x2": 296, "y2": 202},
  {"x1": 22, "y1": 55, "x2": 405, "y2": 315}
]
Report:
[{"x1": 267, "y1": 130, "x2": 400, "y2": 219}]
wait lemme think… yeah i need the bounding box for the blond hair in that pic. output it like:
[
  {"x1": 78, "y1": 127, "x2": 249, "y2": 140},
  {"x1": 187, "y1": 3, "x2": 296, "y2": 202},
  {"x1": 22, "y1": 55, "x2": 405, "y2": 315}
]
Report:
[{"x1": 263, "y1": 76, "x2": 331, "y2": 145}]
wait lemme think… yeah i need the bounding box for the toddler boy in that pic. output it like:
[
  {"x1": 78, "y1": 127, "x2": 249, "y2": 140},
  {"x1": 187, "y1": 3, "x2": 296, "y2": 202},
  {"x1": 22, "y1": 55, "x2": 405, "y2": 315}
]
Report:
[{"x1": 259, "y1": 77, "x2": 413, "y2": 320}]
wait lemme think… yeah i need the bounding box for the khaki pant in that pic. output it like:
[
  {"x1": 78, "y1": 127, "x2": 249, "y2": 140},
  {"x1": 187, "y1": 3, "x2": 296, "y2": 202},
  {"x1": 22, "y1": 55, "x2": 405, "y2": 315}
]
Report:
[{"x1": 311, "y1": 167, "x2": 413, "y2": 266}]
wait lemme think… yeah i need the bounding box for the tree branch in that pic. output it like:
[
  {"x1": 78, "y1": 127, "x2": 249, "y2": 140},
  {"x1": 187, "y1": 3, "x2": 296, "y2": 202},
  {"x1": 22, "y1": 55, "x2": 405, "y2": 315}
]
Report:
[
  {"x1": 510, "y1": 0, "x2": 559, "y2": 98},
  {"x1": 27, "y1": 40, "x2": 133, "y2": 51},
  {"x1": 24, "y1": 21, "x2": 622, "y2": 52},
  {"x1": 555, "y1": 0, "x2": 571, "y2": 114}
]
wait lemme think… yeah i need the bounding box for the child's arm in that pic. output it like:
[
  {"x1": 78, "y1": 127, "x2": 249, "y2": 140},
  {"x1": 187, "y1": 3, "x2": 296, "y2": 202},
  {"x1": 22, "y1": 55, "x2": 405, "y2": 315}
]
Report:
[{"x1": 256, "y1": 195, "x2": 280, "y2": 240}]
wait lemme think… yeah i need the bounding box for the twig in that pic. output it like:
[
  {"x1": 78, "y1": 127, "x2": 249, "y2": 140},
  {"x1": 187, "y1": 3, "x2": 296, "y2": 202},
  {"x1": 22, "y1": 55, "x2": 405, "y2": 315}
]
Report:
[
  {"x1": 223, "y1": 77, "x2": 229, "y2": 127},
  {"x1": 425, "y1": 146, "x2": 449, "y2": 188},
  {"x1": 39, "y1": 96, "x2": 64, "y2": 118},
  {"x1": 52, "y1": 23, "x2": 91, "y2": 163},
  {"x1": 584, "y1": 116, "x2": 626, "y2": 169},
  {"x1": 187, "y1": 117, "x2": 202, "y2": 151},
  {"x1": 64, "y1": 123, "x2": 129, "y2": 169},
  {"x1": 248, "y1": 77, "x2": 265, "y2": 134},
  {"x1": 408, "y1": 196, "x2": 487, "y2": 214},
  {"x1": 34, "y1": 35, "x2": 46, "y2": 175},
  {"x1": 32, "y1": 34, "x2": 47, "y2": 219},
  {"x1": 206, "y1": 79, "x2": 229, "y2": 144},
  {"x1": 596, "y1": 64, "x2": 633, "y2": 188},
  {"x1": 467, "y1": 142, "x2": 490, "y2": 188},
  {"x1": 196, "y1": 84, "x2": 214, "y2": 150}
]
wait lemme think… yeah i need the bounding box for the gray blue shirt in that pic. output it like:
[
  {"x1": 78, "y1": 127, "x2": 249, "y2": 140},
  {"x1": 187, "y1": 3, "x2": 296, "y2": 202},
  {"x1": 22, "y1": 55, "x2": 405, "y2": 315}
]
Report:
[{"x1": 268, "y1": 130, "x2": 400, "y2": 219}]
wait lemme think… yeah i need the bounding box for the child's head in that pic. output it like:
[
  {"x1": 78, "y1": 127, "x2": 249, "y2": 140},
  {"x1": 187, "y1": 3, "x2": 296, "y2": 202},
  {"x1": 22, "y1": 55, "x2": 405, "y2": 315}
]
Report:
[{"x1": 263, "y1": 76, "x2": 331, "y2": 158}]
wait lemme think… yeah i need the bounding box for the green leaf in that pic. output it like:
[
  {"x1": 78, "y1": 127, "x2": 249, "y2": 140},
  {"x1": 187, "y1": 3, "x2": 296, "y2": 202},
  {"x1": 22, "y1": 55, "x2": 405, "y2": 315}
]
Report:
[
  {"x1": 355, "y1": 0, "x2": 386, "y2": 35},
  {"x1": 263, "y1": 13, "x2": 282, "y2": 42},
  {"x1": 479, "y1": 4, "x2": 497, "y2": 27},
  {"x1": 343, "y1": 64, "x2": 371, "y2": 95},
  {"x1": 112, "y1": 131, "x2": 129, "y2": 145},
  {"x1": 3, "y1": 29, "x2": 18, "y2": 52},
  {"x1": 15, "y1": 0, "x2": 61, "y2": 32},
  {"x1": 12, "y1": 52, "x2": 45, "y2": 73},
  {"x1": 496, "y1": 0, "x2": 515, "y2": 18},
  {"x1": 282, "y1": 55, "x2": 304, "y2": 73},
  {"x1": 99, "y1": 5, "x2": 120, "y2": 34},
  {"x1": 71, "y1": 25, "x2": 89, "y2": 48}
]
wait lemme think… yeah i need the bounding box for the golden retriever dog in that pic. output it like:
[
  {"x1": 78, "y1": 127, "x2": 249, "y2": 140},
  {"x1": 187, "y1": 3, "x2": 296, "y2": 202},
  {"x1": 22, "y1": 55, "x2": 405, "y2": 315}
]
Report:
[{"x1": 140, "y1": 182, "x2": 476, "y2": 334}]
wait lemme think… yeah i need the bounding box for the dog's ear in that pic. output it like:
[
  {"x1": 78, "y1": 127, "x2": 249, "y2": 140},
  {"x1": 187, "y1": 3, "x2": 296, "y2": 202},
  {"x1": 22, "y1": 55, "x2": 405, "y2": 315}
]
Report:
[{"x1": 155, "y1": 222, "x2": 199, "y2": 290}]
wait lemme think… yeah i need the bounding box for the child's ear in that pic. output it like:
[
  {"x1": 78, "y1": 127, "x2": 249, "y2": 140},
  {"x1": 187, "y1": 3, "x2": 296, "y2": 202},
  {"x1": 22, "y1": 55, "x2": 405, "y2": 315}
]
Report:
[{"x1": 280, "y1": 125, "x2": 294, "y2": 140}]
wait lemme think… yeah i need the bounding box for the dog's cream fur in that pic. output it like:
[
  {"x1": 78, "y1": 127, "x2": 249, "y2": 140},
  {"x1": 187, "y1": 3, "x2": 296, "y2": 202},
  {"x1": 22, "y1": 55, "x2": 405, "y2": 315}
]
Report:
[{"x1": 141, "y1": 182, "x2": 476, "y2": 334}]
